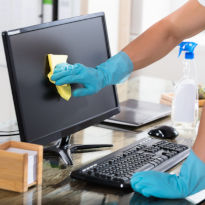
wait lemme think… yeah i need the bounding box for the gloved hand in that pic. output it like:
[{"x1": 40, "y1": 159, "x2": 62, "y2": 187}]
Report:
[
  {"x1": 130, "y1": 149, "x2": 205, "y2": 199},
  {"x1": 51, "y1": 51, "x2": 133, "y2": 97}
]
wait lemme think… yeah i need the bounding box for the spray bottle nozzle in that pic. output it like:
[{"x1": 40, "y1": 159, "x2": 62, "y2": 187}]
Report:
[{"x1": 178, "y1": 41, "x2": 198, "y2": 59}]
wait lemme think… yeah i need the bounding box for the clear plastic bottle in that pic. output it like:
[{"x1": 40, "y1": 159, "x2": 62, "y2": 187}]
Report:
[{"x1": 171, "y1": 42, "x2": 198, "y2": 130}]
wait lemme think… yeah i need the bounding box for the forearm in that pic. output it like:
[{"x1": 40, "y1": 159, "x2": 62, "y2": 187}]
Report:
[
  {"x1": 123, "y1": 0, "x2": 205, "y2": 71},
  {"x1": 123, "y1": 19, "x2": 181, "y2": 70}
]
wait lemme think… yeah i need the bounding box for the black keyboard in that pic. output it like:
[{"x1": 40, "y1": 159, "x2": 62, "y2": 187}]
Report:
[{"x1": 71, "y1": 137, "x2": 190, "y2": 189}]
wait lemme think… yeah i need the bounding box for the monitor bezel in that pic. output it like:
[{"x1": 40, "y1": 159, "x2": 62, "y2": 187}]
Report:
[{"x1": 2, "y1": 12, "x2": 120, "y2": 145}]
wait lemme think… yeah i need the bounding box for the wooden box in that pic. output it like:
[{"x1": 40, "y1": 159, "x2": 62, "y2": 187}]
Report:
[{"x1": 0, "y1": 141, "x2": 43, "y2": 192}]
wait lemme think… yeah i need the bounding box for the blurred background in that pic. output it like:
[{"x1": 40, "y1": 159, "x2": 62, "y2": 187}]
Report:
[{"x1": 0, "y1": 0, "x2": 204, "y2": 125}]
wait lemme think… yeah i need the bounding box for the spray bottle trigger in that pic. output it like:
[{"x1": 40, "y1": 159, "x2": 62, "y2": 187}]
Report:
[{"x1": 178, "y1": 42, "x2": 198, "y2": 58}]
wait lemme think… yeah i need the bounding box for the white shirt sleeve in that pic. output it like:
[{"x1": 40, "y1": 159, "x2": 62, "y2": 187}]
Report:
[{"x1": 198, "y1": 0, "x2": 205, "y2": 6}]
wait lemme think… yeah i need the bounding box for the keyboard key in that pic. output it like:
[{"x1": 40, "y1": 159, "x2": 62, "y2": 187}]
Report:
[{"x1": 135, "y1": 163, "x2": 155, "y2": 172}]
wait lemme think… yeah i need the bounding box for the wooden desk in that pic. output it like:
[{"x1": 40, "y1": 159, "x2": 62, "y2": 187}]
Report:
[{"x1": 0, "y1": 76, "x2": 202, "y2": 205}]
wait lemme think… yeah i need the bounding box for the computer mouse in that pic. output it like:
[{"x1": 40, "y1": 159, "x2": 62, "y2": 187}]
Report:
[{"x1": 148, "y1": 125, "x2": 179, "y2": 139}]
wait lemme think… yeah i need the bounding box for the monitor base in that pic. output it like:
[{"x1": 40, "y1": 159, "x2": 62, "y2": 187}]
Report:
[{"x1": 44, "y1": 135, "x2": 113, "y2": 165}]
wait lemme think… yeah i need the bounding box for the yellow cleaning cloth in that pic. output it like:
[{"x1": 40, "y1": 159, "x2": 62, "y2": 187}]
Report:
[{"x1": 47, "y1": 54, "x2": 71, "y2": 101}]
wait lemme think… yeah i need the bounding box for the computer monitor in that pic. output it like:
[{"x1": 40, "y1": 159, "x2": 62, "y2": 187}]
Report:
[{"x1": 2, "y1": 12, "x2": 120, "y2": 164}]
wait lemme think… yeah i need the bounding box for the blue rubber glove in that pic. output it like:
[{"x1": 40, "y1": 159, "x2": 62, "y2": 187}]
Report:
[
  {"x1": 130, "y1": 149, "x2": 205, "y2": 199},
  {"x1": 51, "y1": 51, "x2": 133, "y2": 97}
]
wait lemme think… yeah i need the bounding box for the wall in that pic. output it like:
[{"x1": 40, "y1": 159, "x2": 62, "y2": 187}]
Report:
[
  {"x1": 0, "y1": 0, "x2": 42, "y2": 66},
  {"x1": 87, "y1": 0, "x2": 120, "y2": 55},
  {"x1": 58, "y1": 0, "x2": 81, "y2": 19}
]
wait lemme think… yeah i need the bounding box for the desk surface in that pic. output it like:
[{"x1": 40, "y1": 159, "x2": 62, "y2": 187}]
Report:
[{"x1": 0, "y1": 76, "x2": 203, "y2": 205}]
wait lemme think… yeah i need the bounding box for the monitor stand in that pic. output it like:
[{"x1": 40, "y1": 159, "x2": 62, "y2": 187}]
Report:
[{"x1": 44, "y1": 135, "x2": 113, "y2": 165}]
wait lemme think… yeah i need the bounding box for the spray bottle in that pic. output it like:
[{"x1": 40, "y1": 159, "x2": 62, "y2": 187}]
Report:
[{"x1": 171, "y1": 41, "x2": 198, "y2": 130}]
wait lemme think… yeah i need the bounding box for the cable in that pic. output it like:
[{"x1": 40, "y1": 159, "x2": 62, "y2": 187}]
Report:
[
  {"x1": 0, "y1": 133, "x2": 19, "y2": 136},
  {"x1": 0, "y1": 129, "x2": 19, "y2": 137},
  {"x1": 0, "y1": 130, "x2": 19, "y2": 133}
]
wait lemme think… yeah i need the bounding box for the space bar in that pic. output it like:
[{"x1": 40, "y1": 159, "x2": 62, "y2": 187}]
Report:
[{"x1": 135, "y1": 163, "x2": 155, "y2": 172}]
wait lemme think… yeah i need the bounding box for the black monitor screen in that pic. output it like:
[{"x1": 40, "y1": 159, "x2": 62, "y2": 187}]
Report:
[{"x1": 3, "y1": 13, "x2": 119, "y2": 145}]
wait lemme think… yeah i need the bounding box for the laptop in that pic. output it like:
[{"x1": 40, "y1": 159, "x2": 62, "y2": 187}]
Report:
[{"x1": 104, "y1": 99, "x2": 171, "y2": 127}]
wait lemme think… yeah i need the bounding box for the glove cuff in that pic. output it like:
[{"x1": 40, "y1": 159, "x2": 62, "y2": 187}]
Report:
[{"x1": 96, "y1": 51, "x2": 133, "y2": 87}]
